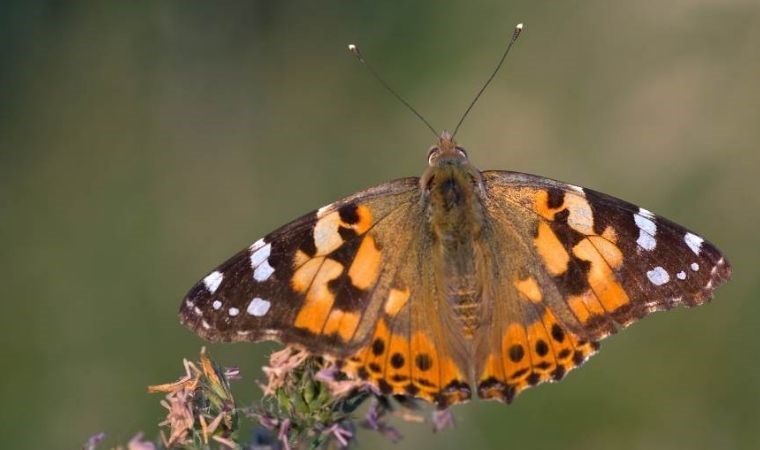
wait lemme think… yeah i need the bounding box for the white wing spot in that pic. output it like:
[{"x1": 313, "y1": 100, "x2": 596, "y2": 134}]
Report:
[
  {"x1": 646, "y1": 266, "x2": 670, "y2": 286},
  {"x1": 247, "y1": 297, "x2": 271, "y2": 317},
  {"x1": 185, "y1": 299, "x2": 195, "y2": 308},
  {"x1": 249, "y1": 238, "x2": 266, "y2": 252},
  {"x1": 203, "y1": 271, "x2": 224, "y2": 294},
  {"x1": 250, "y1": 242, "x2": 272, "y2": 269},
  {"x1": 228, "y1": 307, "x2": 240, "y2": 317},
  {"x1": 638, "y1": 208, "x2": 656, "y2": 219},
  {"x1": 212, "y1": 300, "x2": 222, "y2": 310},
  {"x1": 634, "y1": 210, "x2": 657, "y2": 251},
  {"x1": 684, "y1": 232, "x2": 704, "y2": 255},
  {"x1": 201, "y1": 320, "x2": 211, "y2": 329},
  {"x1": 254, "y1": 259, "x2": 275, "y2": 282},
  {"x1": 637, "y1": 233, "x2": 657, "y2": 251},
  {"x1": 193, "y1": 306, "x2": 203, "y2": 316},
  {"x1": 691, "y1": 262, "x2": 700, "y2": 271},
  {"x1": 676, "y1": 271, "x2": 687, "y2": 280}
]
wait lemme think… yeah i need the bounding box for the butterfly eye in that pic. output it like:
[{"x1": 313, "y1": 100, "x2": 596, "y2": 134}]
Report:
[
  {"x1": 455, "y1": 146, "x2": 468, "y2": 158},
  {"x1": 427, "y1": 147, "x2": 440, "y2": 164}
]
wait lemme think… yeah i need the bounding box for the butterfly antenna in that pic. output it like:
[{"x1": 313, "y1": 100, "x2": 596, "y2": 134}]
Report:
[
  {"x1": 452, "y1": 22, "x2": 524, "y2": 138},
  {"x1": 348, "y1": 44, "x2": 439, "y2": 138}
]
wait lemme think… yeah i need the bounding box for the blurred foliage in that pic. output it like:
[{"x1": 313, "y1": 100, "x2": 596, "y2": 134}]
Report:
[{"x1": 1, "y1": 1, "x2": 759, "y2": 449}]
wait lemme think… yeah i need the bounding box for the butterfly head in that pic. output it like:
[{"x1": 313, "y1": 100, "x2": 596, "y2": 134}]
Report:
[{"x1": 428, "y1": 131, "x2": 469, "y2": 167}]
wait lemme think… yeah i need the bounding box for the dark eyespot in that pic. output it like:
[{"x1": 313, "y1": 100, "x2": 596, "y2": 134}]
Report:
[
  {"x1": 371, "y1": 338, "x2": 385, "y2": 356},
  {"x1": 415, "y1": 354, "x2": 433, "y2": 371}
]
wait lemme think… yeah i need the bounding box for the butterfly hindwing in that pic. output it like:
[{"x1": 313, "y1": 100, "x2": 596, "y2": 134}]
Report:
[
  {"x1": 336, "y1": 213, "x2": 472, "y2": 407},
  {"x1": 473, "y1": 170, "x2": 730, "y2": 402}
]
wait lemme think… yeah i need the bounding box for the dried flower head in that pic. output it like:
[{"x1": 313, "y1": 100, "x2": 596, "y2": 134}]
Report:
[
  {"x1": 249, "y1": 345, "x2": 454, "y2": 448},
  {"x1": 148, "y1": 347, "x2": 239, "y2": 448},
  {"x1": 93, "y1": 346, "x2": 455, "y2": 449}
]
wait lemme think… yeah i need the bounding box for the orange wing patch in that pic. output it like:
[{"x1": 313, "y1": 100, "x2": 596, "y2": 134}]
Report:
[
  {"x1": 514, "y1": 276, "x2": 542, "y2": 303},
  {"x1": 293, "y1": 258, "x2": 344, "y2": 334},
  {"x1": 534, "y1": 222, "x2": 570, "y2": 276},
  {"x1": 322, "y1": 309, "x2": 360, "y2": 342},
  {"x1": 339, "y1": 318, "x2": 471, "y2": 408},
  {"x1": 291, "y1": 203, "x2": 384, "y2": 341},
  {"x1": 347, "y1": 235, "x2": 382, "y2": 290},
  {"x1": 477, "y1": 312, "x2": 600, "y2": 403},
  {"x1": 572, "y1": 239, "x2": 629, "y2": 312},
  {"x1": 525, "y1": 320, "x2": 557, "y2": 383},
  {"x1": 568, "y1": 289, "x2": 607, "y2": 323},
  {"x1": 531, "y1": 188, "x2": 632, "y2": 334},
  {"x1": 502, "y1": 323, "x2": 531, "y2": 385},
  {"x1": 384, "y1": 288, "x2": 410, "y2": 316}
]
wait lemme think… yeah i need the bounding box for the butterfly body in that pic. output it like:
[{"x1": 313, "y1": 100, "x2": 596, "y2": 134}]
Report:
[
  {"x1": 180, "y1": 132, "x2": 731, "y2": 408},
  {"x1": 422, "y1": 133, "x2": 486, "y2": 340}
]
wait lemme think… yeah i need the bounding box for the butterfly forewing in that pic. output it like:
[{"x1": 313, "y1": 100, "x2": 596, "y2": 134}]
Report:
[{"x1": 180, "y1": 178, "x2": 420, "y2": 354}]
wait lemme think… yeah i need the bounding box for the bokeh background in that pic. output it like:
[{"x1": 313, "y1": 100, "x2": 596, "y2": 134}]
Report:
[{"x1": 2, "y1": 1, "x2": 759, "y2": 449}]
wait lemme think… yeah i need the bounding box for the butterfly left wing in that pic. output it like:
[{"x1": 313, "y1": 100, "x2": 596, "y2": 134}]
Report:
[
  {"x1": 179, "y1": 178, "x2": 421, "y2": 356},
  {"x1": 474, "y1": 170, "x2": 731, "y2": 403},
  {"x1": 181, "y1": 177, "x2": 474, "y2": 406}
]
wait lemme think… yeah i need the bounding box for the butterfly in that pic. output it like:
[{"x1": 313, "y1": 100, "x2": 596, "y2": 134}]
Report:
[{"x1": 179, "y1": 127, "x2": 731, "y2": 408}]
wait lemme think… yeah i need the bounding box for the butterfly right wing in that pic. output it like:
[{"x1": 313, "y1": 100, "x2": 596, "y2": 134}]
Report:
[{"x1": 474, "y1": 170, "x2": 730, "y2": 403}]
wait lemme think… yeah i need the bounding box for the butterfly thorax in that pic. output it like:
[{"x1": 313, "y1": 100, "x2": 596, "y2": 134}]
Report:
[{"x1": 422, "y1": 134, "x2": 486, "y2": 338}]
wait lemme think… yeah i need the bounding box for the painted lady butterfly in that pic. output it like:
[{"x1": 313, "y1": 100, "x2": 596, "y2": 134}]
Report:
[{"x1": 179, "y1": 25, "x2": 731, "y2": 408}]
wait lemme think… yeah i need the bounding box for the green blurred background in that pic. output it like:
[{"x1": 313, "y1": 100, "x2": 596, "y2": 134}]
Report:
[{"x1": 2, "y1": 1, "x2": 759, "y2": 449}]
